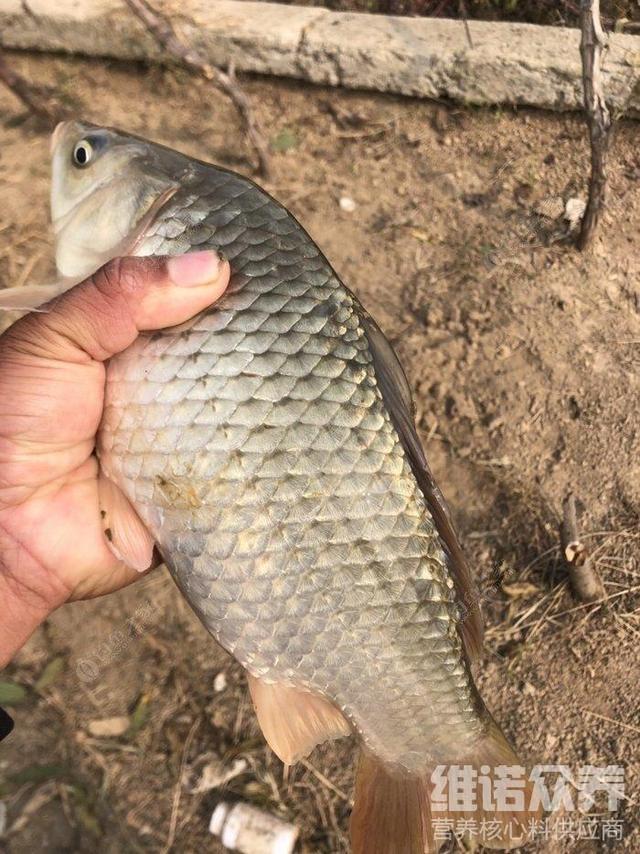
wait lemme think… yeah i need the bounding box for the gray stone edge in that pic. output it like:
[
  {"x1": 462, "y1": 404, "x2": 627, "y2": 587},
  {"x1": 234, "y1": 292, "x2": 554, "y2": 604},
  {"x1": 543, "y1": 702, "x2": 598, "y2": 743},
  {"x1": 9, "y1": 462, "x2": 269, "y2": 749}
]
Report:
[{"x1": 0, "y1": 0, "x2": 639, "y2": 115}]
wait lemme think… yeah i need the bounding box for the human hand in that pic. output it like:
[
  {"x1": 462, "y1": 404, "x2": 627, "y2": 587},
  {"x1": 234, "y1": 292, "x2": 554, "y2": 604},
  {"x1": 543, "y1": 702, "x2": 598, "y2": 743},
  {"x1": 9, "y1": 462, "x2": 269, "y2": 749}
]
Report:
[{"x1": 0, "y1": 251, "x2": 230, "y2": 664}]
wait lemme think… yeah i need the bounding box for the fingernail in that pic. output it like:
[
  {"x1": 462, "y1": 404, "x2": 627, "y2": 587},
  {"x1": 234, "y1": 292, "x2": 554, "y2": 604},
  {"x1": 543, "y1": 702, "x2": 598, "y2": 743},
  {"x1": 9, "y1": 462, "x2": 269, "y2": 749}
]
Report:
[{"x1": 168, "y1": 250, "x2": 222, "y2": 287}]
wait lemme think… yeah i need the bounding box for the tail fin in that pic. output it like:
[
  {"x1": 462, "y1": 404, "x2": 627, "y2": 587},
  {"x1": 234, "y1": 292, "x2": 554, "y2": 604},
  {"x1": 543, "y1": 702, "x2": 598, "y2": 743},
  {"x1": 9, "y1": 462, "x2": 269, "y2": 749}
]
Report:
[
  {"x1": 351, "y1": 752, "x2": 432, "y2": 854},
  {"x1": 350, "y1": 726, "x2": 542, "y2": 854}
]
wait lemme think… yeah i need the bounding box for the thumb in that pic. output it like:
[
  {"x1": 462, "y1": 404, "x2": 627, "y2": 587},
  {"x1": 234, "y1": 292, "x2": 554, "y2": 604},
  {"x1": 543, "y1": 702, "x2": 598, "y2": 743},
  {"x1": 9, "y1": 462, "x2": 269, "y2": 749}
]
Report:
[{"x1": 2, "y1": 250, "x2": 230, "y2": 364}]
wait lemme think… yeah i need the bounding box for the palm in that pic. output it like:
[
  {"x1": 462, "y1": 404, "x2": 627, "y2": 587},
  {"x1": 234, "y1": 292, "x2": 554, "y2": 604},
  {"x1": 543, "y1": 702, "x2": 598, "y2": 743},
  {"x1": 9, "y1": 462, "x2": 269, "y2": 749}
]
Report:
[
  {"x1": 0, "y1": 350, "x2": 140, "y2": 600},
  {"x1": 0, "y1": 252, "x2": 228, "y2": 663}
]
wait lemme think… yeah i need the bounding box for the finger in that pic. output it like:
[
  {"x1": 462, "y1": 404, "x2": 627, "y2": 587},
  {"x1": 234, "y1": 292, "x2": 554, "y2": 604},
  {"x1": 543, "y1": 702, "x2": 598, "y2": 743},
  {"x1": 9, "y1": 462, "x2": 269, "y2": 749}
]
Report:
[
  {"x1": 0, "y1": 251, "x2": 230, "y2": 499},
  {"x1": 1, "y1": 250, "x2": 230, "y2": 364}
]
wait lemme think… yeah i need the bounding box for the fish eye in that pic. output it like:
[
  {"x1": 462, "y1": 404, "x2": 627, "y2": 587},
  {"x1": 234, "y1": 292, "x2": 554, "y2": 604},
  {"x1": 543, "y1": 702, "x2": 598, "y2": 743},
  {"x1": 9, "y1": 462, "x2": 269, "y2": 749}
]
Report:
[{"x1": 72, "y1": 140, "x2": 93, "y2": 168}]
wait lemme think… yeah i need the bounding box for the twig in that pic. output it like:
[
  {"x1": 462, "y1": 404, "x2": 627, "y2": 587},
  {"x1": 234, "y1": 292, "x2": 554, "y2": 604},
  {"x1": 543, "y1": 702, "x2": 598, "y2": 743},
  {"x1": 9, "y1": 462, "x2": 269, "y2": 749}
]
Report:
[
  {"x1": 582, "y1": 709, "x2": 640, "y2": 736},
  {"x1": 299, "y1": 757, "x2": 353, "y2": 805},
  {"x1": 458, "y1": 0, "x2": 474, "y2": 50},
  {"x1": 539, "y1": 584, "x2": 640, "y2": 622},
  {"x1": 123, "y1": 0, "x2": 270, "y2": 177},
  {"x1": 6, "y1": 782, "x2": 58, "y2": 835},
  {"x1": 0, "y1": 47, "x2": 68, "y2": 126},
  {"x1": 577, "y1": 0, "x2": 613, "y2": 250},
  {"x1": 162, "y1": 716, "x2": 200, "y2": 854},
  {"x1": 560, "y1": 493, "x2": 605, "y2": 602}
]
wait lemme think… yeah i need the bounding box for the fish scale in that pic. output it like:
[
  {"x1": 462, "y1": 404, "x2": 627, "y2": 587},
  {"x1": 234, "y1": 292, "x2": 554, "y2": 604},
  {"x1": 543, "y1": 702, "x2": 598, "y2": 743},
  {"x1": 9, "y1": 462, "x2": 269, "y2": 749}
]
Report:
[{"x1": 96, "y1": 157, "x2": 483, "y2": 771}]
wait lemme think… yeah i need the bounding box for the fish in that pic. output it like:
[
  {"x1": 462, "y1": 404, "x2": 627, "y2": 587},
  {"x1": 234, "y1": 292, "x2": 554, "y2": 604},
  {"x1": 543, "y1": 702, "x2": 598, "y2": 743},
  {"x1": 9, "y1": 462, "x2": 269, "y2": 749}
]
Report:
[{"x1": 2, "y1": 121, "x2": 541, "y2": 852}]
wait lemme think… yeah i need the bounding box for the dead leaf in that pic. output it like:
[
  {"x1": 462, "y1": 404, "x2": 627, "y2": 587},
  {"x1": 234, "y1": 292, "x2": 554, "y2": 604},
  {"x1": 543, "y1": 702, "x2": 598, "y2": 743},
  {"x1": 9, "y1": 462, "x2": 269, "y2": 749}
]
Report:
[
  {"x1": 502, "y1": 582, "x2": 541, "y2": 599},
  {"x1": 409, "y1": 228, "x2": 430, "y2": 242},
  {"x1": 186, "y1": 755, "x2": 248, "y2": 793},
  {"x1": 534, "y1": 196, "x2": 564, "y2": 220}
]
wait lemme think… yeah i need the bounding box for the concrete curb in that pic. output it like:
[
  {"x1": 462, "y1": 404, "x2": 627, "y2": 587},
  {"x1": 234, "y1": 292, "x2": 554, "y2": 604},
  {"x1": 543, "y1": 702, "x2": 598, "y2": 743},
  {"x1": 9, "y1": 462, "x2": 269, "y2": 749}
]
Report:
[{"x1": 1, "y1": 0, "x2": 640, "y2": 114}]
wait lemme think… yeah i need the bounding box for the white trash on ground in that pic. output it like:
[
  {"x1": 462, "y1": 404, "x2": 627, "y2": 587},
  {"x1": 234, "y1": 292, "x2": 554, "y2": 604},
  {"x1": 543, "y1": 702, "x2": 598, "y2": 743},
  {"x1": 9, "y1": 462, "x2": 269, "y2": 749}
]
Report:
[{"x1": 209, "y1": 801, "x2": 299, "y2": 854}]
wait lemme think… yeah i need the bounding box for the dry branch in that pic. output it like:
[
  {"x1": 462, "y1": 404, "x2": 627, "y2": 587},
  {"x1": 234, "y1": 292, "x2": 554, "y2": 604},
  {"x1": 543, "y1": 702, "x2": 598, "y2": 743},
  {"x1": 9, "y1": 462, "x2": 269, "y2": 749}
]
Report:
[
  {"x1": 123, "y1": 0, "x2": 270, "y2": 177},
  {"x1": 0, "y1": 47, "x2": 68, "y2": 125},
  {"x1": 577, "y1": 0, "x2": 614, "y2": 251},
  {"x1": 560, "y1": 493, "x2": 605, "y2": 602},
  {"x1": 458, "y1": 0, "x2": 474, "y2": 50}
]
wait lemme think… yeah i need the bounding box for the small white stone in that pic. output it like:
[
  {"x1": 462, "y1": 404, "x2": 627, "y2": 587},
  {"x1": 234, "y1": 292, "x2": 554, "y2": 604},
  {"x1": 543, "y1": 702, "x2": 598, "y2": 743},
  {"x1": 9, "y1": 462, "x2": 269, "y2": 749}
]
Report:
[
  {"x1": 213, "y1": 671, "x2": 227, "y2": 692},
  {"x1": 339, "y1": 196, "x2": 357, "y2": 213}
]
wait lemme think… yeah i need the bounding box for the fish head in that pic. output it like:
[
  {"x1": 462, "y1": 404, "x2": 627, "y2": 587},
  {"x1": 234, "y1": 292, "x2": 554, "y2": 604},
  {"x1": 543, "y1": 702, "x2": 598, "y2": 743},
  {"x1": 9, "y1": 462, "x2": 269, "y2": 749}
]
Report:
[{"x1": 50, "y1": 120, "x2": 179, "y2": 280}]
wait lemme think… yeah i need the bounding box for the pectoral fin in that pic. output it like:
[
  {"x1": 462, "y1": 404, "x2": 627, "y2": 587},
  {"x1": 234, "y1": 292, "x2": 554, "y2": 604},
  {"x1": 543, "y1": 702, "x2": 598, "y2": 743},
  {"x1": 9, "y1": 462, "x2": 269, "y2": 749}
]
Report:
[
  {"x1": 98, "y1": 472, "x2": 155, "y2": 573},
  {"x1": 0, "y1": 280, "x2": 79, "y2": 312},
  {"x1": 247, "y1": 674, "x2": 351, "y2": 765}
]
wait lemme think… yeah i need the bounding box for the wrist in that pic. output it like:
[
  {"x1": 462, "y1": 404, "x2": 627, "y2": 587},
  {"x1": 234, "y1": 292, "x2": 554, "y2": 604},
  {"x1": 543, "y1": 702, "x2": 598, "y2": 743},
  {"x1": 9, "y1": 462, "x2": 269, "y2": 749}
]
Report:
[{"x1": 0, "y1": 523, "x2": 67, "y2": 666}]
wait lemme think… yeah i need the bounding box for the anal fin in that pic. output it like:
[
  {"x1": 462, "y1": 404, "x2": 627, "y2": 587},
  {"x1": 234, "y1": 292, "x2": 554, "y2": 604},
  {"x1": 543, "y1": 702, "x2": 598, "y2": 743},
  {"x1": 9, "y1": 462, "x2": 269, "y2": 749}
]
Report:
[{"x1": 247, "y1": 674, "x2": 351, "y2": 765}]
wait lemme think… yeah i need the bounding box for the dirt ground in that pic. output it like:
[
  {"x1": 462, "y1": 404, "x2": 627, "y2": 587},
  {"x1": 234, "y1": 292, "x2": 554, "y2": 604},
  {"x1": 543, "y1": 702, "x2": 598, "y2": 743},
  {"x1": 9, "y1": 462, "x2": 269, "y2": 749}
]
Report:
[{"x1": 0, "y1": 50, "x2": 639, "y2": 853}]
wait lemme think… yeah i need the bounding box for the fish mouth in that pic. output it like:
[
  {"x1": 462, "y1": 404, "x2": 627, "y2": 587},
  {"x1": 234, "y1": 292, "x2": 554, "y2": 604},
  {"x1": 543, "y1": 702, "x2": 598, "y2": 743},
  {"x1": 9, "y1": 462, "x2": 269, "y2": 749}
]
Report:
[{"x1": 50, "y1": 120, "x2": 70, "y2": 154}]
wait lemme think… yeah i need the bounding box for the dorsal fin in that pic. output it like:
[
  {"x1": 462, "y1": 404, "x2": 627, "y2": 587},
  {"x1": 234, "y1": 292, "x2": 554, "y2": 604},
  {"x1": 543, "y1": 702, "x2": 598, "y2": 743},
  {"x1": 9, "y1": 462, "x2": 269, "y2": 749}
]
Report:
[
  {"x1": 360, "y1": 310, "x2": 484, "y2": 662},
  {"x1": 247, "y1": 674, "x2": 351, "y2": 765}
]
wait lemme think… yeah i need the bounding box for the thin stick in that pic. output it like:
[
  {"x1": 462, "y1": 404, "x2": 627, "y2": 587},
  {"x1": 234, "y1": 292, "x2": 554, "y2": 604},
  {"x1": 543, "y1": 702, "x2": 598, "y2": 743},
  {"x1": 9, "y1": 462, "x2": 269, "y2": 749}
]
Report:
[
  {"x1": 577, "y1": 0, "x2": 613, "y2": 250},
  {"x1": 162, "y1": 716, "x2": 200, "y2": 854},
  {"x1": 539, "y1": 584, "x2": 640, "y2": 622},
  {"x1": 560, "y1": 493, "x2": 605, "y2": 601},
  {"x1": 299, "y1": 758, "x2": 352, "y2": 804},
  {"x1": 0, "y1": 47, "x2": 67, "y2": 125},
  {"x1": 582, "y1": 709, "x2": 640, "y2": 736},
  {"x1": 123, "y1": 0, "x2": 270, "y2": 177},
  {"x1": 458, "y1": 0, "x2": 474, "y2": 50}
]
